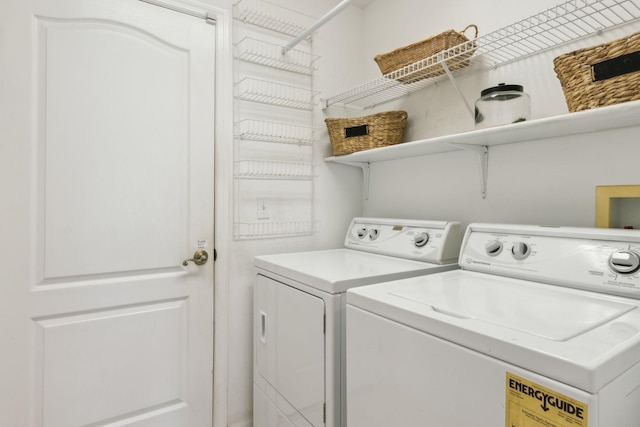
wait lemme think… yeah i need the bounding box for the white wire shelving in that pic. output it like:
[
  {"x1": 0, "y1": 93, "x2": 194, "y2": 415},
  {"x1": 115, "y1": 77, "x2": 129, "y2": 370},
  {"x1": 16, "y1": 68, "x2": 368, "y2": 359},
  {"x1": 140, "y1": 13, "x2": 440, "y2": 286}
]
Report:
[
  {"x1": 232, "y1": 0, "x2": 324, "y2": 239},
  {"x1": 234, "y1": 2, "x2": 306, "y2": 37},
  {"x1": 236, "y1": 77, "x2": 319, "y2": 110},
  {"x1": 234, "y1": 160, "x2": 315, "y2": 180},
  {"x1": 234, "y1": 221, "x2": 318, "y2": 239},
  {"x1": 323, "y1": 0, "x2": 640, "y2": 109},
  {"x1": 235, "y1": 119, "x2": 316, "y2": 145},
  {"x1": 235, "y1": 37, "x2": 320, "y2": 75}
]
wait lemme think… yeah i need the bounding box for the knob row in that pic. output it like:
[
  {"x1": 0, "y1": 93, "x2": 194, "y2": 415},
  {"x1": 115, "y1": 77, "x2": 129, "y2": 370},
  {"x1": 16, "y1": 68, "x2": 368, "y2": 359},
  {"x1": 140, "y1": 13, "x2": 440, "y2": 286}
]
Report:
[
  {"x1": 356, "y1": 228, "x2": 430, "y2": 248},
  {"x1": 356, "y1": 227, "x2": 379, "y2": 241},
  {"x1": 484, "y1": 242, "x2": 640, "y2": 275},
  {"x1": 485, "y1": 241, "x2": 531, "y2": 260}
]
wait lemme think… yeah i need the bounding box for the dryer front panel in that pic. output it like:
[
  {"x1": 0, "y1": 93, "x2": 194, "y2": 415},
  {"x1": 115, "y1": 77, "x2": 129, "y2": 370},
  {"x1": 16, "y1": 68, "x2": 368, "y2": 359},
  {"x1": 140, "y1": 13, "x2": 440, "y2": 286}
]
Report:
[{"x1": 255, "y1": 274, "x2": 326, "y2": 426}]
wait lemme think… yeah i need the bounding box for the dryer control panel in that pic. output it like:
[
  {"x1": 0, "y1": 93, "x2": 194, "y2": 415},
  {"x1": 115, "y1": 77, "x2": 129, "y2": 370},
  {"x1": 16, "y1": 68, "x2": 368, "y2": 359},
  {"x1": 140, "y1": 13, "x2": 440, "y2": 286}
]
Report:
[
  {"x1": 460, "y1": 223, "x2": 640, "y2": 299},
  {"x1": 344, "y1": 217, "x2": 462, "y2": 264}
]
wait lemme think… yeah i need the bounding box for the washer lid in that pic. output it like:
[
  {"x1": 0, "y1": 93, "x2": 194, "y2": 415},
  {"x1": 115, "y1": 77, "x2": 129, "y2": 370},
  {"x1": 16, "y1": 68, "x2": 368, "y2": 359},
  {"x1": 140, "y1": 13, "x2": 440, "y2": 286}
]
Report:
[
  {"x1": 390, "y1": 274, "x2": 635, "y2": 341},
  {"x1": 255, "y1": 249, "x2": 457, "y2": 294},
  {"x1": 347, "y1": 269, "x2": 640, "y2": 393}
]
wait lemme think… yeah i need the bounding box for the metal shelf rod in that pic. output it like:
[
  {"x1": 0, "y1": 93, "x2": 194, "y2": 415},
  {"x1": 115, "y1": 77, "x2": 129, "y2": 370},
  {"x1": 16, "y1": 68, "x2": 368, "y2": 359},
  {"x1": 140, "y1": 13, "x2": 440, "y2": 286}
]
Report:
[{"x1": 282, "y1": 0, "x2": 355, "y2": 54}]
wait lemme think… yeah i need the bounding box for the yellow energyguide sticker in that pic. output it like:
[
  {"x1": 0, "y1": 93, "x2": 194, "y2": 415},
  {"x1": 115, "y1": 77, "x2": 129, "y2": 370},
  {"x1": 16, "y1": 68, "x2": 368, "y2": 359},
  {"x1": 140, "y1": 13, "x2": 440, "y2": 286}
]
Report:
[{"x1": 506, "y1": 372, "x2": 588, "y2": 427}]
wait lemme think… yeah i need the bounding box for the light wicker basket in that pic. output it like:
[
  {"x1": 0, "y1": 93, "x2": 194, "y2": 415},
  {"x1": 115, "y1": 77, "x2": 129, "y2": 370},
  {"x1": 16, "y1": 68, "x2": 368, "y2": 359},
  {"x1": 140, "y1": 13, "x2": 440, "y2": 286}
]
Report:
[
  {"x1": 553, "y1": 31, "x2": 640, "y2": 112},
  {"x1": 325, "y1": 111, "x2": 408, "y2": 156},
  {"x1": 374, "y1": 25, "x2": 478, "y2": 83}
]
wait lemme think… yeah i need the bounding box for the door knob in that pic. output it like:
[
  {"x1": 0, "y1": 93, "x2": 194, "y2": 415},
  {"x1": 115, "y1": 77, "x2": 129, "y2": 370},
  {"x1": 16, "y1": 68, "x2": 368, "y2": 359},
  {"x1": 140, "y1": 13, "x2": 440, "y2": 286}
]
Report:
[{"x1": 183, "y1": 249, "x2": 209, "y2": 266}]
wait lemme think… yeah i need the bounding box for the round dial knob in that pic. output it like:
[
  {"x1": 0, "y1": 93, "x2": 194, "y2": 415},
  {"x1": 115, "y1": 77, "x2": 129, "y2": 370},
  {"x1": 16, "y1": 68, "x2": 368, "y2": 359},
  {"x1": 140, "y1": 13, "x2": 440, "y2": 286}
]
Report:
[
  {"x1": 368, "y1": 228, "x2": 380, "y2": 240},
  {"x1": 609, "y1": 250, "x2": 640, "y2": 274},
  {"x1": 356, "y1": 227, "x2": 367, "y2": 239},
  {"x1": 414, "y1": 232, "x2": 429, "y2": 248},
  {"x1": 485, "y1": 240, "x2": 503, "y2": 256},
  {"x1": 511, "y1": 242, "x2": 531, "y2": 260}
]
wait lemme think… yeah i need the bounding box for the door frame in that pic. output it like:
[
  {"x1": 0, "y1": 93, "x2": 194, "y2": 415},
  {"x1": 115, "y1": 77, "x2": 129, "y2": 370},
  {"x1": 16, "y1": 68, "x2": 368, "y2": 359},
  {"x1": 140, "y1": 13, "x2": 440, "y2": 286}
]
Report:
[
  {"x1": 197, "y1": 1, "x2": 233, "y2": 426},
  {"x1": 207, "y1": 1, "x2": 233, "y2": 426}
]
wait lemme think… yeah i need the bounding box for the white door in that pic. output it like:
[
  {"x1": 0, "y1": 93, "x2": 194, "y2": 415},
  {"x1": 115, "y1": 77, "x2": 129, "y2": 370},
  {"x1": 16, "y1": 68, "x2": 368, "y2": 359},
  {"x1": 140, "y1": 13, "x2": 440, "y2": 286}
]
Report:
[{"x1": 0, "y1": 0, "x2": 215, "y2": 426}]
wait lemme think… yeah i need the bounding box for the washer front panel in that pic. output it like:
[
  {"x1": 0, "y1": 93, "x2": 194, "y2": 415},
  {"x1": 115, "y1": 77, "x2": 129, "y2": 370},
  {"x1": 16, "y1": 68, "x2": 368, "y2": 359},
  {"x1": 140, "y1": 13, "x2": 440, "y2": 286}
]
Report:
[{"x1": 347, "y1": 269, "x2": 640, "y2": 393}]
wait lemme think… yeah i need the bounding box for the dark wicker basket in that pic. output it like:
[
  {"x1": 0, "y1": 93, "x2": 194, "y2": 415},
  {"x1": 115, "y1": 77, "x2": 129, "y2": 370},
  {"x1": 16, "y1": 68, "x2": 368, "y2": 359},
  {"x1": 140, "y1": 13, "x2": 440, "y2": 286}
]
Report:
[
  {"x1": 325, "y1": 111, "x2": 408, "y2": 156},
  {"x1": 553, "y1": 31, "x2": 640, "y2": 112}
]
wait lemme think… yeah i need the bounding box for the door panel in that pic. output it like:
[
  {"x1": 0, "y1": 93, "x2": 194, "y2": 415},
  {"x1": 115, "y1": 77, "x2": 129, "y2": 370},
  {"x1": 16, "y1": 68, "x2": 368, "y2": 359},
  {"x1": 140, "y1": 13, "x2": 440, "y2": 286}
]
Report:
[
  {"x1": 9, "y1": 1, "x2": 216, "y2": 426},
  {"x1": 36, "y1": 300, "x2": 186, "y2": 426},
  {"x1": 37, "y1": 17, "x2": 188, "y2": 280}
]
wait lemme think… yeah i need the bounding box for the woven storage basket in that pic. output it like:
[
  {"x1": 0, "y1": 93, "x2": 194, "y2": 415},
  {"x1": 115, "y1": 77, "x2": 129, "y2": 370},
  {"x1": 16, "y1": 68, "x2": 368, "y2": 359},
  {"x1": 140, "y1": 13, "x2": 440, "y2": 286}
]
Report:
[
  {"x1": 374, "y1": 25, "x2": 478, "y2": 83},
  {"x1": 553, "y1": 31, "x2": 640, "y2": 112},
  {"x1": 325, "y1": 111, "x2": 408, "y2": 156}
]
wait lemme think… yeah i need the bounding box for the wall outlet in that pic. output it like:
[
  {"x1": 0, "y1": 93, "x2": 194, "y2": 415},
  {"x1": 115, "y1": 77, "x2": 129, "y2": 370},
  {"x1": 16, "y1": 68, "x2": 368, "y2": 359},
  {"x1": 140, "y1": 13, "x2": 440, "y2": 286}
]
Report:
[{"x1": 257, "y1": 198, "x2": 270, "y2": 220}]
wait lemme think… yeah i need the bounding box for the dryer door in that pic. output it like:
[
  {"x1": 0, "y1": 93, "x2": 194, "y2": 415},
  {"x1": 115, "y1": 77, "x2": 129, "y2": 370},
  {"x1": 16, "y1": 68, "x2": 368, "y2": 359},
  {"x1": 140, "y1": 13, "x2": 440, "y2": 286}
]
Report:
[{"x1": 255, "y1": 274, "x2": 326, "y2": 426}]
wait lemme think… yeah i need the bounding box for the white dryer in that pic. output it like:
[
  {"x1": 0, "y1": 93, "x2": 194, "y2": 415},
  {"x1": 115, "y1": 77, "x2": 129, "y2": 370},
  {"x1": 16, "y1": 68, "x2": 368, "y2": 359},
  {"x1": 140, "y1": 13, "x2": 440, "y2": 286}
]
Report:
[
  {"x1": 346, "y1": 223, "x2": 640, "y2": 427},
  {"x1": 253, "y1": 217, "x2": 462, "y2": 427}
]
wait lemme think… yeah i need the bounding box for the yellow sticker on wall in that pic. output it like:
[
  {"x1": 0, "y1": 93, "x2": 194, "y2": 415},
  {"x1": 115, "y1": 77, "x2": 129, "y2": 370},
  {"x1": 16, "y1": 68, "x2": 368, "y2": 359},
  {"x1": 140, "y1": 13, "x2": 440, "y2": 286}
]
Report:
[{"x1": 506, "y1": 372, "x2": 588, "y2": 427}]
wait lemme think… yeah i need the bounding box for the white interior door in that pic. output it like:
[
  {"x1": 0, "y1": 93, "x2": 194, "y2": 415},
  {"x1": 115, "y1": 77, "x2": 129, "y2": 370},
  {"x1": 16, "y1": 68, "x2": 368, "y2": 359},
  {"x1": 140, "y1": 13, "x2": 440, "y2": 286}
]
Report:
[{"x1": 1, "y1": 0, "x2": 216, "y2": 425}]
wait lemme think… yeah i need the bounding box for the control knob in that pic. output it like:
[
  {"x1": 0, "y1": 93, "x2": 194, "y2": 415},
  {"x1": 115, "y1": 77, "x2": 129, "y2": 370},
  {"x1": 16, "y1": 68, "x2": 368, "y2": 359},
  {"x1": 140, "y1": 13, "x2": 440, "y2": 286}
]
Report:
[
  {"x1": 485, "y1": 240, "x2": 503, "y2": 256},
  {"x1": 356, "y1": 227, "x2": 367, "y2": 239},
  {"x1": 511, "y1": 242, "x2": 531, "y2": 260},
  {"x1": 368, "y1": 228, "x2": 380, "y2": 240},
  {"x1": 609, "y1": 250, "x2": 640, "y2": 274},
  {"x1": 414, "y1": 232, "x2": 429, "y2": 248}
]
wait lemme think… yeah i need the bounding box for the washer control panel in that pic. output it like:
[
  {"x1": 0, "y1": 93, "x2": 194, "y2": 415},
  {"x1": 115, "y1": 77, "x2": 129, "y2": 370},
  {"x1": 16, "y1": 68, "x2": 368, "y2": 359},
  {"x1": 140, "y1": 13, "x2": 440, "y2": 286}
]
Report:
[
  {"x1": 344, "y1": 217, "x2": 462, "y2": 264},
  {"x1": 461, "y1": 223, "x2": 640, "y2": 298}
]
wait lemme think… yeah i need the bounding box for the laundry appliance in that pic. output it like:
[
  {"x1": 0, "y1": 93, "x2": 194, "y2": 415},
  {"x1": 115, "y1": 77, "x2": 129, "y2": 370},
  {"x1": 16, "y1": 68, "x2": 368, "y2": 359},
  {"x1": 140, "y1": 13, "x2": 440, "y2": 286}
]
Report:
[
  {"x1": 252, "y1": 217, "x2": 462, "y2": 427},
  {"x1": 346, "y1": 223, "x2": 640, "y2": 427}
]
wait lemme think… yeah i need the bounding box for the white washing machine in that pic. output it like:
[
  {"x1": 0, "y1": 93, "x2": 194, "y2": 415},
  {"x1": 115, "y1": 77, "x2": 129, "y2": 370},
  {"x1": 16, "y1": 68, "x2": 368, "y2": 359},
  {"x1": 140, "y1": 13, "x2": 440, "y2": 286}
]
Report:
[
  {"x1": 346, "y1": 223, "x2": 640, "y2": 427},
  {"x1": 252, "y1": 217, "x2": 462, "y2": 427}
]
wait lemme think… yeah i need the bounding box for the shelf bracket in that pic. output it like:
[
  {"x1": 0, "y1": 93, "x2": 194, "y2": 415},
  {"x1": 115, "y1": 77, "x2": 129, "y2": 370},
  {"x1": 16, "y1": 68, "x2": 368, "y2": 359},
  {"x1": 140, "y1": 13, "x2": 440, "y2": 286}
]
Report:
[
  {"x1": 445, "y1": 143, "x2": 488, "y2": 198},
  {"x1": 333, "y1": 160, "x2": 370, "y2": 200},
  {"x1": 439, "y1": 57, "x2": 475, "y2": 119}
]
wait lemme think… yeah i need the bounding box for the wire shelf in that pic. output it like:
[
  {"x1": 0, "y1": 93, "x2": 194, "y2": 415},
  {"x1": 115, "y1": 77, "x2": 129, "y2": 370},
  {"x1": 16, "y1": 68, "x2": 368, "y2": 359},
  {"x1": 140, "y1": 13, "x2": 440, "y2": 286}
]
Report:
[
  {"x1": 236, "y1": 77, "x2": 318, "y2": 110},
  {"x1": 235, "y1": 119, "x2": 316, "y2": 145},
  {"x1": 324, "y1": 0, "x2": 640, "y2": 109},
  {"x1": 234, "y1": 221, "x2": 317, "y2": 239},
  {"x1": 234, "y1": 160, "x2": 314, "y2": 180},
  {"x1": 235, "y1": 37, "x2": 319, "y2": 75},
  {"x1": 234, "y1": 3, "x2": 306, "y2": 37}
]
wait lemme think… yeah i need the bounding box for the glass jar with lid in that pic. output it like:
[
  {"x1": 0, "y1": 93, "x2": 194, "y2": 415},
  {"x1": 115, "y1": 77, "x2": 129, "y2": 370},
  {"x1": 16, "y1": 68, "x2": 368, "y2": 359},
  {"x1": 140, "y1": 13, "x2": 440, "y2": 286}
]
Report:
[{"x1": 474, "y1": 83, "x2": 530, "y2": 129}]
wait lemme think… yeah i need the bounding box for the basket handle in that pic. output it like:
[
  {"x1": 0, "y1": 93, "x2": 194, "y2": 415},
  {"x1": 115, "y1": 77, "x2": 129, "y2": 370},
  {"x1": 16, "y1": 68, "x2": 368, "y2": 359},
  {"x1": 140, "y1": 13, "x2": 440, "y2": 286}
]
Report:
[{"x1": 460, "y1": 24, "x2": 478, "y2": 39}]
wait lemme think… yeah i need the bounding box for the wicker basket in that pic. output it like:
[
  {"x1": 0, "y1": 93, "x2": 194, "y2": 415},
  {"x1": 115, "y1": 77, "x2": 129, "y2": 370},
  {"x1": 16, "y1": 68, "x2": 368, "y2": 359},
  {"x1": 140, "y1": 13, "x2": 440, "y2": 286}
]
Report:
[
  {"x1": 374, "y1": 25, "x2": 478, "y2": 83},
  {"x1": 553, "y1": 31, "x2": 640, "y2": 112},
  {"x1": 325, "y1": 111, "x2": 408, "y2": 156}
]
